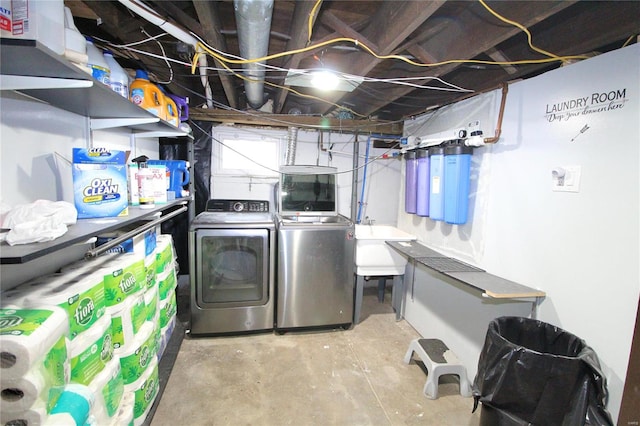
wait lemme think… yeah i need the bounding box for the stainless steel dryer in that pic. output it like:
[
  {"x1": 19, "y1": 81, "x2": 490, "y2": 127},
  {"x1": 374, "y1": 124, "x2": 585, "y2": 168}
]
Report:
[{"x1": 189, "y1": 199, "x2": 275, "y2": 335}]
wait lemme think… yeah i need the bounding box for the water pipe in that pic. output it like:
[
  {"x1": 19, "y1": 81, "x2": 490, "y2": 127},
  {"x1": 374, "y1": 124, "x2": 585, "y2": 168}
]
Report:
[{"x1": 356, "y1": 134, "x2": 403, "y2": 224}]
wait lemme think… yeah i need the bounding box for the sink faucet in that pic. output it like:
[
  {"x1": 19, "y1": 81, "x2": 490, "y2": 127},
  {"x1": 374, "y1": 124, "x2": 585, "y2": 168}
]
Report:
[{"x1": 364, "y1": 216, "x2": 376, "y2": 225}]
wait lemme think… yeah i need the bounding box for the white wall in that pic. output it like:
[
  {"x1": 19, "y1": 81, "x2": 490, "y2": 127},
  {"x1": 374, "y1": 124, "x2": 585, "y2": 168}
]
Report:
[
  {"x1": 397, "y1": 44, "x2": 639, "y2": 422},
  {"x1": 209, "y1": 125, "x2": 402, "y2": 222}
]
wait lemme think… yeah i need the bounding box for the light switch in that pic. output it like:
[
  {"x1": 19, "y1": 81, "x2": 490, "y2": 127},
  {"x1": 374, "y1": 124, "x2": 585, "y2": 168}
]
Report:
[{"x1": 552, "y1": 165, "x2": 581, "y2": 192}]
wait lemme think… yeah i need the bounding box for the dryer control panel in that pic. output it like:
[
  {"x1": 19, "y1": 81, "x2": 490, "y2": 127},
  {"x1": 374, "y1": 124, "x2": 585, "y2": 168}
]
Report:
[{"x1": 206, "y1": 199, "x2": 270, "y2": 213}]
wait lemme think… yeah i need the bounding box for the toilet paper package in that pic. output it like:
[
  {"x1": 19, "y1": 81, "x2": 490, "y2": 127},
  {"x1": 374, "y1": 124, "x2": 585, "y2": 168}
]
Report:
[
  {"x1": 155, "y1": 234, "x2": 175, "y2": 274},
  {"x1": 46, "y1": 383, "x2": 94, "y2": 426},
  {"x1": 0, "y1": 306, "x2": 69, "y2": 380},
  {"x1": 123, "y1": 357, "x2": 158, "y2": 426},
  {"x1": 109, "y1": 391, "x2": 134, "y2": 426},
  {"x1": 68, "y1": 315, "x2": 113, "y2": 385},
  {"x1": 25, "y1": 271, "x2": 106, "y2": 340},
  {"x1": 115, "y1": 321, "x2": 158, "y2": 385},
  {"x1": 88, "y1": 357, "x2": 124, "y2": 424},
  {"x1": 157, "y1": 266, "x2": 177, "y2": 302},
  {"x1": 144, "y1": 252, "x2": 157, "y2": 291},
  {"x1": 108, "y1": 291, "x2": 146, "y2": 350},
  {"x1": 0, "y1": 398, "x2": 48, "y2": 426},
  {"x1": 159, "y1": 290, "x2": 177, "y2": 330}
]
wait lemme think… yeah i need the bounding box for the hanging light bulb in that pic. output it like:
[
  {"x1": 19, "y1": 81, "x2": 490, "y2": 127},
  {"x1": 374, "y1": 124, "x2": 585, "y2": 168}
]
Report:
[{"x1": 310, "y1": 70, "x2": 339, "y2": 90}]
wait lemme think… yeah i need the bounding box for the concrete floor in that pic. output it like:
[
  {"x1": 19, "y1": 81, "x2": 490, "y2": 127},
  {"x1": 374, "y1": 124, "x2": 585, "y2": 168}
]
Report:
[{"x1": 151, "y1": 286, "x2": 480, "y2": 426}]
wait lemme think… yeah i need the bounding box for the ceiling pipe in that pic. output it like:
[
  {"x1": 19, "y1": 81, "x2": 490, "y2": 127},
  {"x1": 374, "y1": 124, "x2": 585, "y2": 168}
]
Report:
[
  {"x1": 117, "y1": 0, "x2": 213, "y2": 108},
  {"x1": 234, "y1": 0, "x2": 274, "y2": 109}
]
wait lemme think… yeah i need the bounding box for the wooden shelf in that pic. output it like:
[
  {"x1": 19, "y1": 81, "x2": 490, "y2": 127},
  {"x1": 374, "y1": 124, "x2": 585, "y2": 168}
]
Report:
[
  {"x1": 0, "y1": 199, "x2": 190, "y2": 265},
  {"x1": 387, "y1": 240, "x2": 545, "y2": 299}
]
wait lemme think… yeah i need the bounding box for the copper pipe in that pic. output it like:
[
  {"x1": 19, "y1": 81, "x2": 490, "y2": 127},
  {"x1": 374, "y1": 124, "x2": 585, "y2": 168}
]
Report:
[{"x1": 484, "y1": 83, "x2": 509, "y2": 144}]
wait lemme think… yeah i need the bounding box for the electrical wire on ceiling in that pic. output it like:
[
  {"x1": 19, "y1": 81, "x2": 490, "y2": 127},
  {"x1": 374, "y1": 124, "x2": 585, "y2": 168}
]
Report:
[
  {"x1": 170, "y1": 76, "x2": 408, "y2": 131},
  {"x1": 140, "y1": 28, "x2": 173, "y2": 84},
  {"x1": 191, "y1": 120, "x2": 400, "y2": 177}
]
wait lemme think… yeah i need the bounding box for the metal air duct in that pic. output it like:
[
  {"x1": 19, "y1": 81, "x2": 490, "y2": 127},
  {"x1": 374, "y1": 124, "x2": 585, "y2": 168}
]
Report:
[{"x1": 234, "y1": 0, "x2": 274, "y2": 109}]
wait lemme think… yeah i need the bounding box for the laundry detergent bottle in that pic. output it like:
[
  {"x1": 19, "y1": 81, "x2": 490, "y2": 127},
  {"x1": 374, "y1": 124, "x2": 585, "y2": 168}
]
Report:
[
  {"x1": 85, "y1": 37, "x2": 110, "y2": 86},
  {"x1": 104, "y1": 51, "x2": 129, "y2": 98},
  {"x1": 130, "y1": 70, "x2": 166, "y2": 120}
]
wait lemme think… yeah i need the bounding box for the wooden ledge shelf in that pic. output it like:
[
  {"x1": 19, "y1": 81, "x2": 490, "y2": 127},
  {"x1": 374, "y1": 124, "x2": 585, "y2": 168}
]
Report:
[{"x1": 386, "y1": 241, "x2": 546, "y2": 301}]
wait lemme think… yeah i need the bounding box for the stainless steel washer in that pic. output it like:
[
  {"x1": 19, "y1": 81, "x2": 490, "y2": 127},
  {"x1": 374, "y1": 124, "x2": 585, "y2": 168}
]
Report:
[{"x1": 189, "y1": 199, "x2": 275, "y2": 335}]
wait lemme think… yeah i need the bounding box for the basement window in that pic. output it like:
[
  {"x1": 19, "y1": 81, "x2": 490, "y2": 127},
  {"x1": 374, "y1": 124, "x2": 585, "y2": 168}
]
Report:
[{"x1": 214, "y1": 131, "x2": 279, "y2": 177}]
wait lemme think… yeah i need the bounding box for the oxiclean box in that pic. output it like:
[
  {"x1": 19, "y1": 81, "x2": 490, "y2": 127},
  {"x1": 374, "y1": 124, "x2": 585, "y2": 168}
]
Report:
[{"x1": 73, "y1": 148, "x2": 129, "y2": 219}]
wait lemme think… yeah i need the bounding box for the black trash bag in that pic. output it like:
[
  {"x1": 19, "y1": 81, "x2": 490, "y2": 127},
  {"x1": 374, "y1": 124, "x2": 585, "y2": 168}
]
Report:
[{"x1": 472, "y1": 316, "x2": 613, "y2": 426}]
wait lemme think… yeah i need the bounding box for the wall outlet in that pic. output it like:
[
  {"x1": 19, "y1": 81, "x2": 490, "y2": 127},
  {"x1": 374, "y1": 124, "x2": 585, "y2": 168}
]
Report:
[{"x1": 552, "y1": 165, "x2": 581, "y2": 192}]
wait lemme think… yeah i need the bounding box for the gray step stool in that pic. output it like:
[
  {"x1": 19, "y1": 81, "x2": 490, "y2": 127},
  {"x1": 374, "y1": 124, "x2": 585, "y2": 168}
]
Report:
[{"x1": 403, "y1": 338, "x2": 472, "y2": 399}]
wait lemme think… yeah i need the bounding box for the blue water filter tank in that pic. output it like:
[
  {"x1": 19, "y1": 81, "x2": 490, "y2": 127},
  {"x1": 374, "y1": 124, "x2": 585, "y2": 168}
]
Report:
[
  {"x1": 444, "y1": 143, "x2": 473, "y2": 224},
  {"x1": 404, "y1": 151, "x2": 418, "y2": 214},
  {"x1": 416, "y1": 149, "x2": 430, "y2": 216},
  {"x1": 428, "y1": 146, "x2": 445, "y2": 220}
]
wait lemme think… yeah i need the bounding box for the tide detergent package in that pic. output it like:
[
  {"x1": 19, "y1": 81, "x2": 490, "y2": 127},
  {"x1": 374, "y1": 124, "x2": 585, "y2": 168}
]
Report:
[{"x1": 73, "y1": 148, "x2": 129, "y2": 218}]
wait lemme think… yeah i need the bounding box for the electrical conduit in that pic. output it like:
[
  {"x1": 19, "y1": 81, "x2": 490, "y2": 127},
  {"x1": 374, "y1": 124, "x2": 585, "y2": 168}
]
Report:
[{"x1": 117, "y1": 0, "x2": 213, "y2": 107}]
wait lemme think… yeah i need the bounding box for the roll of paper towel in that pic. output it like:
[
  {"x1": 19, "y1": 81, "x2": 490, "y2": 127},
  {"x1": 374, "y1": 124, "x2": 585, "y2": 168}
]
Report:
[
  {"x1": 158, "y1": 314, "x2": 176, "y2": 360},
  {"x1": 144, "y1": 252, "x2": 157, "y2": 291},
  {"x1": 64, "y1": 252, "x2": 146, "y2": 306},
  {"x1": 144, "y1": 285, "x2": 159, "y2": 323},
  {"x1": 159, "y1": 290, "x2": 177, "y2": 329},
  {"x1": 26, "y1": 271, "x2": 106, "y2": 340},
  {"x1": 155, "y1": 234, "x2": 175, "y2": 274},
  {"x1": 88, "y1": 357, "x2": 124, "y2": 424},
  {"x1": 0, "y1": 288, "x2": 30, "y2": 308},
  {"x1": 0, "y1": 398, "x2": 48, "y2": 425},
  {"x1": 69, "y1": 314, "x2": 113, "y2": 385},
  {"x1": 115, "y1": 321, "x2": 157, "y2": 385},
  {"x1": 1, "y1": 363, "x2": 49, "y2": 412},
  {"x1": 104, "y1": 253, "x2": 146, "y2": 306},
  {"x1": 123, "y1": 357, "x2": 159, "y2": 426},
  {"x1": 0, "y1": 306, "x2": 69, "y2": 380},
  {"x1": 110, "y1": 390, "x2": 134, "y2": 426},
  {"x1": 1, "y1": 273, "x2": 72, "y2": 308},
  {"x1": 108, "y1": 291, "x2": 146, "y2": 350},
  {"x1": 46, "y1": 383, "x2": 94, "y2": 426},
  {"x1": 1, "y1": 331, "x2": 68, "y2": 413},
  {"x1": 157, "y1": 266, "x2": 177, "y2": 302}
]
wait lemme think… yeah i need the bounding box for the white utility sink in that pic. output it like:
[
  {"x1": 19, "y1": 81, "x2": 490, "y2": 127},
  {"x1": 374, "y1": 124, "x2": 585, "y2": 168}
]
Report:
[{"x1": 354, "y1": 225, "x2": 417, "y2": 276}]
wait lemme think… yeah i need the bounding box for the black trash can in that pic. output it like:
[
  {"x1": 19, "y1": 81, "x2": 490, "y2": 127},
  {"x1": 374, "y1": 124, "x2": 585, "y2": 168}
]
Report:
[{"x1": 472, "y1": 316, "x2": 613, "y2": 426}]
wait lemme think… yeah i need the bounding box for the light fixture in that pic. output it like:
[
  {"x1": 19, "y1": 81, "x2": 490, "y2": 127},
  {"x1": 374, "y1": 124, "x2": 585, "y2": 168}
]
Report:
[
  {"x1": 284, "y1": 70, "x2": 363, "y2": 92},
  {"x1": 310, "y1": 70, "x2": 339, "y2": 90}
]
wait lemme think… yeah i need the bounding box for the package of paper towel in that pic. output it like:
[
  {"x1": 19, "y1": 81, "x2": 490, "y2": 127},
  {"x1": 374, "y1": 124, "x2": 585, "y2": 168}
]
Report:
[{"x1": 0, "y1": 307, "x2": 70, "y2": 420}]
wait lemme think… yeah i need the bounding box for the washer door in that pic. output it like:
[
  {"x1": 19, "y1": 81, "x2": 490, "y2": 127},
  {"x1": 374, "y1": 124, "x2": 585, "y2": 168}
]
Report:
[{"x1": 195, "y1": 228, "x2": 270, "y2": 308}]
